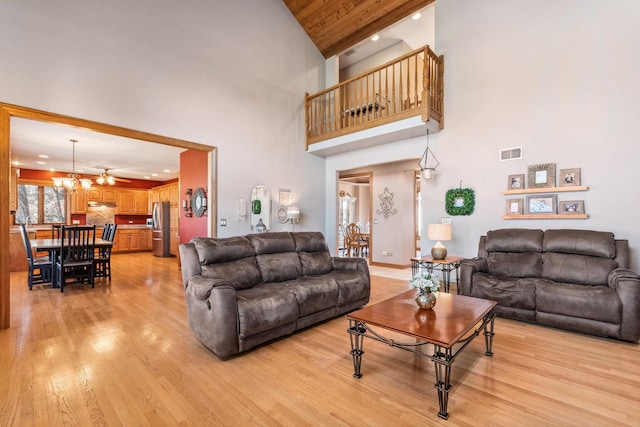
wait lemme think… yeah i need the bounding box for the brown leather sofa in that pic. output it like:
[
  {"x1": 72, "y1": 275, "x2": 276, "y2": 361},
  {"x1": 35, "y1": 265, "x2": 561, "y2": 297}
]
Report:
[
  {"x1": 179, "y1": 231, "x2": 370, "y2": 358},
  {"x1": 460, "y1": 229, "x2": 640, "y2": 342}
]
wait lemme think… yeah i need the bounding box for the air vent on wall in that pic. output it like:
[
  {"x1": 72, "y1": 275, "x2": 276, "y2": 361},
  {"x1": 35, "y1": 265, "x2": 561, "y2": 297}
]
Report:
[{"x1": 499, "y1": 147, "x2": 522, "y2": 161}]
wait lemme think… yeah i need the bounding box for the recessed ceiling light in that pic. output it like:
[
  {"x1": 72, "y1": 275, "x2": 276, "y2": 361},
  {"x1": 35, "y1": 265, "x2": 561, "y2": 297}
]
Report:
[
  {"x1": 152, "y1": 173, "x2": 158, "y2": 177},
  {"x1": 36, "y1": 161, "x2": 46, "y2": 165},
  {"x1": 38, "y1": 154, "x2": 49, "y2": 158},
  {"x1": 77, "y1": 169, "x2": 84, "y2": 173},
  {"x1": 371, "y1": 34, "x2": 379, "y2": 41},
  {"x1": 144, "y1": 176, "x2": 151, "y2": 179},
  {"x1": 412, "y1": 13, "x2": 421, "y2": 20},
  {"x1": 49, "y1": 168, "x2": 55, "y2": 172},
  {"x1": 163, "y1": 169, "x2": 171, "y2": 173},
  {"x1": 12, "y1": 161, "x2": 20, "y2": 166}
]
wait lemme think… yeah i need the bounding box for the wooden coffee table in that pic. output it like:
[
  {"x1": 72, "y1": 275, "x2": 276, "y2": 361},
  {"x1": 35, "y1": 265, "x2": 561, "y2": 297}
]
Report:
[{"x1": 346, "y1": 290, "x2": 497, "y2": 420}]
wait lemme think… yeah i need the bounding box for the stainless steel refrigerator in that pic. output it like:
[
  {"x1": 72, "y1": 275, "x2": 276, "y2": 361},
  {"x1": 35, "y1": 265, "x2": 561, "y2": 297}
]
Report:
[{"x1": 152, "y1": 201, "x2": 172, "y2": 257}]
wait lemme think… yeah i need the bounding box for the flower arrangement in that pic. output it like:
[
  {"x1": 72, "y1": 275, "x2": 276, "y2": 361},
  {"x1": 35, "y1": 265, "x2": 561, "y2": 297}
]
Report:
[{"x1": 409, "y1": 271, "x2": 440, "y2": 294}]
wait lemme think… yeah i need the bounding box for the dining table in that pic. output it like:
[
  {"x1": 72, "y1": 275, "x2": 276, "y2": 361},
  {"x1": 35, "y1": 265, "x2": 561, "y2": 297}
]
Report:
[{"x1": 30, "y1": 238, "x2": 114, "y2": 288}]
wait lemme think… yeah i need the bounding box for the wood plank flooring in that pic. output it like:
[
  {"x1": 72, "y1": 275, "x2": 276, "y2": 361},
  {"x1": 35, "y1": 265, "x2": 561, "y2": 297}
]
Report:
[{"x1": 2, "y1": 253, "x2": 639, "y2": 426}]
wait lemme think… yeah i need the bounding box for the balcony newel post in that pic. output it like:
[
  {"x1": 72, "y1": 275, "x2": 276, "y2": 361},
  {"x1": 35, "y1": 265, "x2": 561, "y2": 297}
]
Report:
[
  {"x1": 305, "y1": 93, "x2": 311, "y2": 150},
  {"x1": 438, "y1": 55, "x2": 444, "y2": 129},
  {"x1": 421, "y1": 46, "x2": 430, "y2": 123}
]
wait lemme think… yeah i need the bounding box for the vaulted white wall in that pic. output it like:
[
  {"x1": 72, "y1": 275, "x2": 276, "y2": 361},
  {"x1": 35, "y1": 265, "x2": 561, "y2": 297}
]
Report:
[
  {"x1": 325, "y1": 0, "x2": 640, "y2": 271},
  {"x1": 0, "y1": 0, "x2": 327, "y2": 237}
]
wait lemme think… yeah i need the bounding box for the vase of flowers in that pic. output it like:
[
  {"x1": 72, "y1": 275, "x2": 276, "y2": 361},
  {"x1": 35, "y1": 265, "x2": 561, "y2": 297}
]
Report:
[{"x1": 410, "y1": 271, "x2": 440, "y2": 310}]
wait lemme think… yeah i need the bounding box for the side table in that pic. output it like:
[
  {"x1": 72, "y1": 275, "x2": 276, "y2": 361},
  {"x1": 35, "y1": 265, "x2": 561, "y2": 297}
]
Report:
[{"x1": 410, "y1": 255, "x2": 463, "y2": 293}]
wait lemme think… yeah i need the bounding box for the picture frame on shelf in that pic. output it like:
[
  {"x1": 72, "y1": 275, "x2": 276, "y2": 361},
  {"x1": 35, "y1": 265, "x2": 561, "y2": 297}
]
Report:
[
  {"x1": 508, "y1": 174, "x2": 525, "y2": 190},
  {"x1": 559, "y1": 200, "x2": 585, "y2": 214},
  {"x1": 506, "y1": 198, "x2": 523, "y2": 215},
  {"x1": 525, "y1": 194, "x2": 557, "y2": 214},
  {"x1": 559, "y1": 168, "x2": 581, "y2": 187},
  {"x1": 527, "y1": 163, "x2": 556, "y2": 188}
]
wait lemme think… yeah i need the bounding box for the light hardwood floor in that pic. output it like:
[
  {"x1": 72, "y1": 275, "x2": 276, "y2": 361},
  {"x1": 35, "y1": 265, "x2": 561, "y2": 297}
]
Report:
[{"x1": 2, "y1": 253, "x2": 639, "y2": 426}]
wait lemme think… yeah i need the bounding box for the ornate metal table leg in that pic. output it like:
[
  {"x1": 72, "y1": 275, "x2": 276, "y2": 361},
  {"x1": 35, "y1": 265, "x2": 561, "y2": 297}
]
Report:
[
  {"x1": 433, "y1": 345, "x2": 452, "y2": 420},
  {"x1": 349, "y1": 320, "x2": 365, "y2": 378},
  {"x1": 442, "y1": 265, "x2": 451, "y2": 293},
  {"x1": 483, "y1": 313, "x2": 496, "y2": 356}
]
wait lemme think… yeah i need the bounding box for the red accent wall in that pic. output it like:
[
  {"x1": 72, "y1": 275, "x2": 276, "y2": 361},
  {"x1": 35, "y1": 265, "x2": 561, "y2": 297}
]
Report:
[{"x1": 180, "y1": 150, "x2": 208, "y2": 243}]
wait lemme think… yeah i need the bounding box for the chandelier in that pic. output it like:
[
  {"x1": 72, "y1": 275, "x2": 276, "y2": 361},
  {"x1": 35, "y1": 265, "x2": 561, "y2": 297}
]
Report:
[
  {"x1": 96, "y1": 169, "x2": 116, "y2": 186},
  {"x1": 52, "y1": 139, "x2": 92, "y2": 193},
  {"x1": 418, "y1": 129, "x2": 440, "y2": 181}
]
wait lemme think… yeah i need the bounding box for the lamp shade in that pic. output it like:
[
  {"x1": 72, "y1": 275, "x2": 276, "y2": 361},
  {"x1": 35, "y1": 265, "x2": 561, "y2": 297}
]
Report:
[{"x1": 427, "y1": 223, "x2": 452, "y2": 241}]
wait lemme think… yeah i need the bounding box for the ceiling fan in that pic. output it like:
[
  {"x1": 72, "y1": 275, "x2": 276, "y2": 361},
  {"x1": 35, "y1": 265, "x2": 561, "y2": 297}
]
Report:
[{"x1": 95, "y1": 168, "x2": 131, "y2": 185}]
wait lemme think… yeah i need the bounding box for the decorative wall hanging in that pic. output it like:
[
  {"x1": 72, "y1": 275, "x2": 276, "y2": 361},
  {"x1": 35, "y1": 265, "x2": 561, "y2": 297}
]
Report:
[
  {"x1": 527, "y1": 163, "x2": 556, "y2": 188},
  {"x1": 376, "y1": 187, "x2": 398, "y2": 220},
  {"x1": 445, "y1": 185, "x2": 475, "y2": 216},
  {"x1": 191, "y1": 187, "x2": 208, "y2": 217}
]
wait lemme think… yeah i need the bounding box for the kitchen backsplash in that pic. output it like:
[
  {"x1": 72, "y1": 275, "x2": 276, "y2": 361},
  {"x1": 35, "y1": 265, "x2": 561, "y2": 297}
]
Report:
[{"x1": 86, "y1": 207, "x2": 115, "y2": 226}]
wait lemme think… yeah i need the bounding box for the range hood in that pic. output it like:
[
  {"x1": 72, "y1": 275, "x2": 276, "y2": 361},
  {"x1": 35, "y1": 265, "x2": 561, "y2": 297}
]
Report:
[{"x1": 88, "y1": 201, "x2": 117, "y2": 208}]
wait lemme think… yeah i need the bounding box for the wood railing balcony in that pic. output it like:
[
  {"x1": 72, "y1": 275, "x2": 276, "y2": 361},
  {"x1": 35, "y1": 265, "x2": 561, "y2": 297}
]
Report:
[{"x1": 306, "y1": 45, "x2": 444, "y2": 149}]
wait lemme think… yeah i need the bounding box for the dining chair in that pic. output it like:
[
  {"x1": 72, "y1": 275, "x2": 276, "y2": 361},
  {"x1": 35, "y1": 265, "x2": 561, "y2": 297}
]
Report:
[
  {"x1": 19, "y1": 223, "x2": 53, "y2": 290},
  {"x1": 56, "y1": 225, "x2": 96, "y2": 292},
  {"x1": 95, "y1": 224, "x2": 117, "y2": 280},
  {"x1": 51, "y1": 224, "x2": 62, "y2": 239},
  {"x1": 345, "y1": 223, "x2": 369, "y2": 257}
]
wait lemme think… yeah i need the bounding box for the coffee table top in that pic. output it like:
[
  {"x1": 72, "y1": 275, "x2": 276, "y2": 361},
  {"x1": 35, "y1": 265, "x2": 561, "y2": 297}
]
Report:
[{"x1": 347, "y1": 290, "x2": 497, "y2": 348}]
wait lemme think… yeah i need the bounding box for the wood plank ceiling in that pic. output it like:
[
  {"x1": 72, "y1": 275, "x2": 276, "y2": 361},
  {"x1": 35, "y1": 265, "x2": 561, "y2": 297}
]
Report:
[{"x1": 283, "y1": 0, "x2": 435, "y2": 58}]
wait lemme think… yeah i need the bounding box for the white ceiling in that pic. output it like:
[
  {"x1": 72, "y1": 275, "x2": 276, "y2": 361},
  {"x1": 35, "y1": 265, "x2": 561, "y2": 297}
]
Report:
[{"x1": 10, "y1": 117, "x2": 184, "y2": 182}]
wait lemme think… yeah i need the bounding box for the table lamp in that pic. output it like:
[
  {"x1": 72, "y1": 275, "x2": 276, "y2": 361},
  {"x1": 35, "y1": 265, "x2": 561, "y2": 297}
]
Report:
[{"x1": 427, "y1": 223, "x2": 452, "y2": 260}]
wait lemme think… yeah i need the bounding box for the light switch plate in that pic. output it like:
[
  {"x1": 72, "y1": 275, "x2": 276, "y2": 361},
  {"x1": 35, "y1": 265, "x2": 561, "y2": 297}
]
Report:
[{"x1": 441, "y1": 217, "x2": 452, "y2": 224}]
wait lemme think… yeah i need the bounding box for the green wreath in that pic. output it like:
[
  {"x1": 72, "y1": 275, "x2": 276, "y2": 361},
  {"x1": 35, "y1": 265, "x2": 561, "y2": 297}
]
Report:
[{"x1": 445, "y1": 188, "x2": 475, "y2": 216}]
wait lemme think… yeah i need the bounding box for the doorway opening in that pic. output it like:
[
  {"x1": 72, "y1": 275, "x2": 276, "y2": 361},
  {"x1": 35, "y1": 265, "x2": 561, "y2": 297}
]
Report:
[{"x1": 338, "y1": 172, "x2": 372, "y2": 258}]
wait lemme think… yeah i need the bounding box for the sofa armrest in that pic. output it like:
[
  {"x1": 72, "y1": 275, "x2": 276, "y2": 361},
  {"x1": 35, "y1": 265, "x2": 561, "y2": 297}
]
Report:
[
  {"x1": 459, "y1": 257, "x2": 488, "y2": 296},
  {"x1": 184, "y1": 276, "x2": 240, "y2": 358},
  {"x1": 331, "y1": 257, "x2": 370, "y2": 275},
  {"x1": 188, "y1": 276, "x2": 236, "y2": 301},
  {"x1": 608, "y1": 268, "x2": 640, "y2": 342}
]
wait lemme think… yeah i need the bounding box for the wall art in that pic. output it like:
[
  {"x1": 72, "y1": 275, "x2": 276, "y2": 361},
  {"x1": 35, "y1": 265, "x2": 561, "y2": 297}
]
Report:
[
  {"x1": 559, "y1": 168, "x2": 581, "y2": 187},
  {"x1": 527, "y1": 163, "x2": 556, "y2": 188},
  {"x1": 376, "y1": 187, "x2": 398, "y2": 220},
  {"x1": 445, "y1": 188, "x2": 475, "y2": 216}
]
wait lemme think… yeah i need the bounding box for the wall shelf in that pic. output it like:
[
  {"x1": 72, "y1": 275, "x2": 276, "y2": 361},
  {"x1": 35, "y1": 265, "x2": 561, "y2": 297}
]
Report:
[
  {"x1": 503, "y1": 214, "x2": 589, "y2": 220},
  {"x1": 503, "y1": 186, "x2": 588, "y2": 195}
]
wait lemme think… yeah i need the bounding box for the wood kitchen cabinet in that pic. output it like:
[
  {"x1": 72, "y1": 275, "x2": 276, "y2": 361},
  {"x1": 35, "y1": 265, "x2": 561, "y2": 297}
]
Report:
[
  {"x1": 88, "y1": 188, "x2": 117, "y2": 202},
  {"x1": 112, "y1": 228, "x2": 152, "y2": 253},
  {"x1": 115, "y1": 190, "x2": 148, "y2": 215},
  {"x1": 70, "y1": 191, "x2": 88, "y2": 213}
]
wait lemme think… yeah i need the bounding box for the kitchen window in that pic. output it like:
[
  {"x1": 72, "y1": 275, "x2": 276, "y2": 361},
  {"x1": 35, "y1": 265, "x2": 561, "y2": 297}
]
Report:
[{"x1": 15, "y1": 184, "x2": 66, "y2": 225}]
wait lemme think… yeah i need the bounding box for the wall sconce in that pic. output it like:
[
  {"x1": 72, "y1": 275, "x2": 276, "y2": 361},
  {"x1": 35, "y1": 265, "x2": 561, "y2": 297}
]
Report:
[
  {"x1": 238, "y1": 198, "x2": 247, "y2": 221},
  {"x1": 418, "y1": 129, "x2": 439, "y2": 181},
  {"x1": 184, "y1": 188, "x2": 193, "y2": 217},
  {"x1": 286, "y1": 206, "x2": 300, "y2": 224}
]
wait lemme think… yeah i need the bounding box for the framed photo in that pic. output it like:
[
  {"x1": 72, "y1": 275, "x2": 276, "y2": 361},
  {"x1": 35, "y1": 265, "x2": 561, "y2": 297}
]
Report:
[
  {"x1": 506, "y1": 198, "x2": 523, "y2": 215},
  {"x1": 508, "y1": 174, "x2": 525, "y2": 190},
  {"x1": 279, "y1": 189, "x2": 292, "y2": 207},
  {"x1": 559, "y1": 168, "x2": 581, "y2": 187},
  {"x1": 527, "y1": 163, "x2": 556, "y2": 188},
  {"x1": 559, "y1": 200, "x2": 585, "y2": 214},
  {"x1": 525, "y1": 194, "x2": 557, "y2": 214}
]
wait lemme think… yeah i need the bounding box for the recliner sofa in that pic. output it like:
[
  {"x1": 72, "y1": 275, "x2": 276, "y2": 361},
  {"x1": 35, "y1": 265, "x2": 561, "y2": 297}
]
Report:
[
  {"x1": 460, "y1": 228, "x2": 640, "y2": 342},
  {"x1": 179, "y1": 231, "x2": 370, "y2": 358}
]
